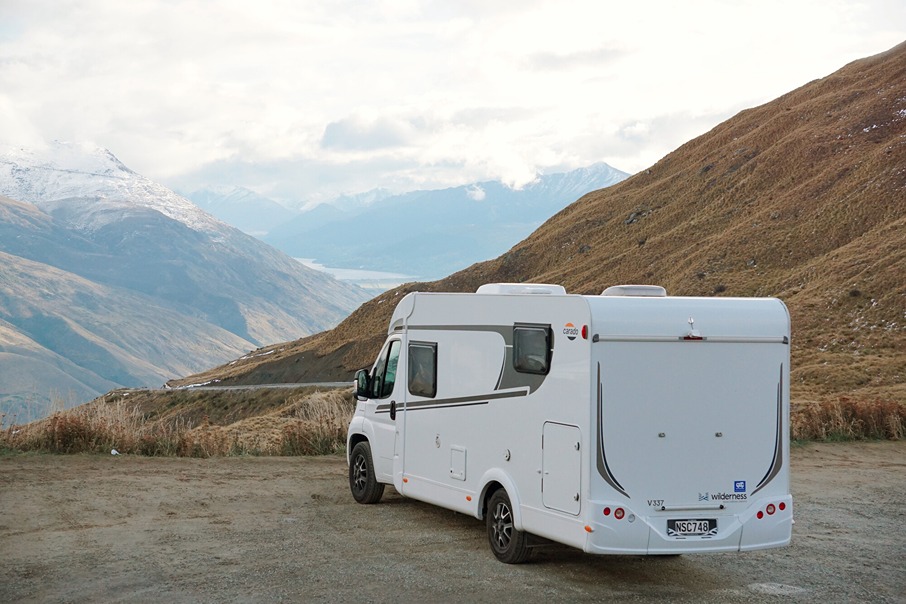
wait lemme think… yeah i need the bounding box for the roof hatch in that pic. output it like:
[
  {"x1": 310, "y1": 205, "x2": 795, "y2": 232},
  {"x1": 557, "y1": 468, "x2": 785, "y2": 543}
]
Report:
[
  {"x1": 601, "y1": 285, "x2": 667, "y2": 297},
  {"x1": 477, "y1": 283, "x2": 567, "y2": 295}
]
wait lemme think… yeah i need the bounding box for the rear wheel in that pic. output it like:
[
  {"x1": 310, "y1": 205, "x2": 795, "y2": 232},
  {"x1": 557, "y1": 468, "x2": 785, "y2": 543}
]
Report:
[
  {"x1": 349, "y1": 441, "x2": 384, "y2": 504},
  {"x1": 487, "y1": 489, "x2": 531, "y2": 563}
]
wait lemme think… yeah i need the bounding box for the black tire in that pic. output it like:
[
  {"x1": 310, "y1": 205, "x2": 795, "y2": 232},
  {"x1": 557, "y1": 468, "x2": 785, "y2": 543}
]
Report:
[
  {"x1": 487, "y1": 489, "x2": 531, "y2": 563},
  {"x1": 349, "y1": 441, "x2": 384, "y2": 504}
]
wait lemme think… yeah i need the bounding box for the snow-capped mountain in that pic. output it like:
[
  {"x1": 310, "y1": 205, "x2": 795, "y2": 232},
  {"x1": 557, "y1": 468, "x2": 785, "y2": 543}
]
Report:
[
  {"x1": 0, "y1": 142, "x2": 371, "y2": 419},
  {"x1": 328, "y1": 188, "x2": 394, "y2": 213},
  {"x1": 0, "y1": 141, "x2": 221, "y2": 233},
  {"x1": 522, "y1": 162, "x2": 628, "y2": 199}
]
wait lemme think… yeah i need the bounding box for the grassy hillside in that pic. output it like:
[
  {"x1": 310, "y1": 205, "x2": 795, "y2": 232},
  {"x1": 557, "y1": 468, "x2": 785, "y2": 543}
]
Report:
[{"x1": 172, "y1": 42, "x2": 905, "y2": 409}]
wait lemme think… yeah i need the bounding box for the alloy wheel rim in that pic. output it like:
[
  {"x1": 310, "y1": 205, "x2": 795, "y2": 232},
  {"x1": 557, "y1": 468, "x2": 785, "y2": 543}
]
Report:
[
  {"x1": 353, "y1": 454, "x2": 367, "y2": 493},
  {"x1": 492, "y1": 501, "x2": 512, "y2": 550}
]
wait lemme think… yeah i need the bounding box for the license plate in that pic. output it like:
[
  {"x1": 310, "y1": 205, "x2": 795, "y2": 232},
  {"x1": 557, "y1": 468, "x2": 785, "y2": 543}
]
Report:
[{"x1": 667, "y1": 519, "x2": 717, "y2": 537}]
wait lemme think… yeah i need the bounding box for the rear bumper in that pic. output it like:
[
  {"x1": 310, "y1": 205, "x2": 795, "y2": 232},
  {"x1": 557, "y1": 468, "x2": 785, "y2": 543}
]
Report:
[{"x1": 583, "y1": 494, "x2": 793, "y2": 555}]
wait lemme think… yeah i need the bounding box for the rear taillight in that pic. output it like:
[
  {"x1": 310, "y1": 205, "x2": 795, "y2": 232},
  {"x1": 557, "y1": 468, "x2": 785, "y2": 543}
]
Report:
[
  {"x1": 755, "y1": 501, "x2": 788, "y2": 519},
  {"x1": 603, "y1": 506, "x2": 627, "y2": 519}
]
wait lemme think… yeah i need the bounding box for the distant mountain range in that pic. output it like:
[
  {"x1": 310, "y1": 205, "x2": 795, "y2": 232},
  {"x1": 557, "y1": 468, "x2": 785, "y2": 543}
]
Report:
[
  {"x1": 185, "y1": 185, "x2": 297, "y2": 237},
  {"x1": 188, "y1": 163, "x2": 630, "y2": 281},
  {"x1": 0, "y1": 142, "x2": 370, "y2": 420}
]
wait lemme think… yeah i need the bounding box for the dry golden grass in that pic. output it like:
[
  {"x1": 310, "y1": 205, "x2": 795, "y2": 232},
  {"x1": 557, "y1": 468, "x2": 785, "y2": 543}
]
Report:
[
  {"x1": 792, "y1": 398, "x2": 905, "y2": 441},
  {"x1": 0, "y1": 399, "x2": 188, "y2": 456},
  {"x1": 0, "y1": 389, "x2": 355, "y2": 456}
]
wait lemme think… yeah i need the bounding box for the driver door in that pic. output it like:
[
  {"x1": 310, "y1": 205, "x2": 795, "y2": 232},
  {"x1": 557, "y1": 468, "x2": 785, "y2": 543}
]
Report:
[{"x1": 364, "y1": 338, "x2": 403, "y2": 482}]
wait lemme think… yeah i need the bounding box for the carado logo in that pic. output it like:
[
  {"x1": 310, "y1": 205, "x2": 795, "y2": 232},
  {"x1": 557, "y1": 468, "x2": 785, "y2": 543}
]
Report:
[{"x1": 563, "y1": 322, "x2": 579, "y2": 341}]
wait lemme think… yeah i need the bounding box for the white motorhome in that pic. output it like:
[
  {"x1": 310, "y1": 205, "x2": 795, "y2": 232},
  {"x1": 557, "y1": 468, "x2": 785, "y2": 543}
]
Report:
[{"x1": 347, "y1": 283, "x2": 792, "y2": 563}]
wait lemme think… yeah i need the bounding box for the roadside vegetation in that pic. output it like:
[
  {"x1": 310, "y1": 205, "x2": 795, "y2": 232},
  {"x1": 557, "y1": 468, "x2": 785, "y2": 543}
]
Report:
[
  {"x1": 0, "y1": 388, "x2": 354, "y2": 457},
  {"x1": 790, "y1": 397, "x2": 904, "y2": 441}
]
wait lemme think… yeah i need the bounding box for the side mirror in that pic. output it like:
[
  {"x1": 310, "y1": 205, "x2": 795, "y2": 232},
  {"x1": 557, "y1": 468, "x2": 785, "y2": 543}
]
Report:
[{"x1": 354, "y1": 369, "x2": 370, "y2": 400}]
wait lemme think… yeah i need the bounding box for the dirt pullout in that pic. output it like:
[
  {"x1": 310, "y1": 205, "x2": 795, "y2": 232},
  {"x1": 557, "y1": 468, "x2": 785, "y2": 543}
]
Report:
[{"x1": 1, "y1": 442, "x2": 904, "y2": 603}]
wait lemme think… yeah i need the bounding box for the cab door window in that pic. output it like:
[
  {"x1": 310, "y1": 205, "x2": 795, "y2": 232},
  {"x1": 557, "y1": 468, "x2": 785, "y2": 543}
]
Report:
[{"x1": 370, "y1": 340, "x2": 401, "y2": 399}]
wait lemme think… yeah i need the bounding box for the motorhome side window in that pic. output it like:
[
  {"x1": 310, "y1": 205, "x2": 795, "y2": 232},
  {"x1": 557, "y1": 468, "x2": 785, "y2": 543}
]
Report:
[
  {"x1": 513, "y1": 325, "x2": 551, "y2": 375},
  {"x1": 408, "y1": 342, "x2": 437, "y2": 398},
  {"x1": 370, "y1": 340, "x2": 401, "y2": 399}
]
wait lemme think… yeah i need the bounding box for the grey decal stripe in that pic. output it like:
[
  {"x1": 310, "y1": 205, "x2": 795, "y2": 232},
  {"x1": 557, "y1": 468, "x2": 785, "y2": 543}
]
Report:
[
  {"x1": 752, "y1": 364, "x2": 784, "y2": 495},
  {"x1": 381, "y1": 400, "x2": 490, "y2": 413},
  {"x1": 375, "y1": 389, "x2": 528, "y2": 413},
  {"x1": 493, "y1": 347, "x2": 509, "y2": 390},
  {"x1": 596, "y1": 363, "x2": 630, "y2": 498}
]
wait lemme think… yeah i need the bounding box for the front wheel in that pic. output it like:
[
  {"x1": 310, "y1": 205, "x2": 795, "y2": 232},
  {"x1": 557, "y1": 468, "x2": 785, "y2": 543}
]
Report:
[
  {"x1": 349, "y1": 441, "x2": 384, "y2": 504},
  {"x1": 487, "y1": 489, "x2": 531, "y2": 563}
]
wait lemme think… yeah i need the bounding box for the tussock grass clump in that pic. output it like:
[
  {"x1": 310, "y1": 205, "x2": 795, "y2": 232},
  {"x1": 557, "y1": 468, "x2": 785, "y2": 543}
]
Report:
[
  {"x1": 0, "y1": 389, "x2": 356, "y2": 457},
  {"x1": 791, "y1": 398, "x2": 904, "y2": 441},
  {"x1": 280, "y1": 391, "x2": 355, "y2": 455},
  {"x1": 0, "y1": 399, "x2": 193, "y2": 456},
  {"x1": 4, "y1": 400, "x2": 124, "y2": 454}
]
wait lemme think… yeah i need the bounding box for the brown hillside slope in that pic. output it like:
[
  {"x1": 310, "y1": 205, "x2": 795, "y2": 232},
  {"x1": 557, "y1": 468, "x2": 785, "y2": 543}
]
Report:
[{"x1": 173, "y1": 42, "x2": 906, "y2": 405}]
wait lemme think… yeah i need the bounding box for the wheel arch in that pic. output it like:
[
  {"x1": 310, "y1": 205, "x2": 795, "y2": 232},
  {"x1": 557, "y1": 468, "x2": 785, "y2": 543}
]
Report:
[
  {"x1": 345, "y1": 414, "x2": 372, "y2": 465},
  {"x1": 346, "y1": 431, "x2": 369, "y2": 465},
  {"x1": 477, "y1": 470, "x2": 523, "y2": 528}
]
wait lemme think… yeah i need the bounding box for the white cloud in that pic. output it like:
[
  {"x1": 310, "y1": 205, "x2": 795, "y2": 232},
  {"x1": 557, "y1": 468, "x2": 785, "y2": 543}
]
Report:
[
  {"x1": 321, "y1": 116, "x2": 415, "y2": 151},
  {"x1": 0, "y1": 94, "x2": 46, "y2": 149},
  {"x1": 466, "y1": 184, "x2": 486, "y2": 201},
  {"x1": 0, "y1": 0, "x2": 903, "y2": 202}
]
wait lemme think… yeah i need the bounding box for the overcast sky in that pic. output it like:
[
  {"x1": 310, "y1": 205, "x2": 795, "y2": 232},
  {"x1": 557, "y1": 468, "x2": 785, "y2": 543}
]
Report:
[{"x1": 1, "y1": 1, "x2": 904, "y2": 205}]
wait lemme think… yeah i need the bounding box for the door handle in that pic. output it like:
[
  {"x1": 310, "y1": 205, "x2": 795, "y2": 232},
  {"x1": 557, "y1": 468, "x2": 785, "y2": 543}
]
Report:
[{"x1": 390, "y1": 400, "x2": 397, "y2": 420}]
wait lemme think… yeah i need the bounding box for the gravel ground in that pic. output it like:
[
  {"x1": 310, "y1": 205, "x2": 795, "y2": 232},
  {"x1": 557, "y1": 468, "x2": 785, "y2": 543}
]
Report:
[{"x1": 1, "y1": 441, "x2": 904, "y2": 603}]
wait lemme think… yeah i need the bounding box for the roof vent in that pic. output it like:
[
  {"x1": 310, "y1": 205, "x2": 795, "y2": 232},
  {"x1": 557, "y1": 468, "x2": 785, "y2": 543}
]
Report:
[
  {"x1": 477, "y1": 283, "x2": 567, "y2": 295},
  {"x1": 601, "y1": 285, "x2": 667, "y2": 297}
]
